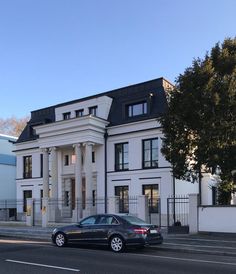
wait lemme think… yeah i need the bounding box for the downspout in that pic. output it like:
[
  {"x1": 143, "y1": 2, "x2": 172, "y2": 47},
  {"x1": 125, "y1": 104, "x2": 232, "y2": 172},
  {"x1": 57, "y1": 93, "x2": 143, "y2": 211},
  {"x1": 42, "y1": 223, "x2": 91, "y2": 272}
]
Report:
[
  {"x1": 172, "y1": 168, "x2": 176, "y2": 224},
  {"x1": 104, "y1": 129, "x2": 108, "y2": 213}
]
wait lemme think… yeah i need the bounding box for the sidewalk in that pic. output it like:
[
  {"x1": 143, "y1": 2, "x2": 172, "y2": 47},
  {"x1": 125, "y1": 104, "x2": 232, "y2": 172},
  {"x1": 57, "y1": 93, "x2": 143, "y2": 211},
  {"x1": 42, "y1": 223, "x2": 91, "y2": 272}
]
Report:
[{"x1": 1, "y1": 222, "x2": 236, "y2": 256}]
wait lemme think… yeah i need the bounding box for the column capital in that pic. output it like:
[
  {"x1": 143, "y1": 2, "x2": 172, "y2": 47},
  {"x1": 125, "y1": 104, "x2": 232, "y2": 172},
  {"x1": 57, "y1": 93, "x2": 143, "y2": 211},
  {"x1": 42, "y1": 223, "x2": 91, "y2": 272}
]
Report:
[
  {"x1": 83, "y1": 142, "x2": 95, "y2": 147},
  {"x1": 50, "y1": 146, "x2": 58, "y2": 152},
  {"x1": 73, "y1": 143, "x2": 82, "y2": 149},
  {"x1": 41, "y1": 148, "x2": 49, "y2": 153}
]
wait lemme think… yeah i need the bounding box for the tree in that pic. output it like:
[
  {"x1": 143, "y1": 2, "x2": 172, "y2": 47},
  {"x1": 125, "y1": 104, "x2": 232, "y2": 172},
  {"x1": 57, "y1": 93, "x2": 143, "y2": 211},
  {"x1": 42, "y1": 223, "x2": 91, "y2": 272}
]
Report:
[
  {"x1": 160, "y1": 37, "x2": 236, "y2": 204},
  {"x1": 0, "y1": 116, "x2": 29, "y2": 137}
]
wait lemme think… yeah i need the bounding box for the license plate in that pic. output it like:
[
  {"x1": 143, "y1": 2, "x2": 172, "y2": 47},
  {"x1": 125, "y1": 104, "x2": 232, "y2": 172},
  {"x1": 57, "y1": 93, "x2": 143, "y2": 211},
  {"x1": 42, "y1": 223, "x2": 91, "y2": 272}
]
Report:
[{"x1": 150, "y1": 229, "x2": 158, "y2": 234}]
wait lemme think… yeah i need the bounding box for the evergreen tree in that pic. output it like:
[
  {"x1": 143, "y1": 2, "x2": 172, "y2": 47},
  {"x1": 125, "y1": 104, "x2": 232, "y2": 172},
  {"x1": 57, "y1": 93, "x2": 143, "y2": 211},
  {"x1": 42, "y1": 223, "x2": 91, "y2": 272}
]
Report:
[{"x1": 160, "y1": 38, "x2": 236, "y2": 204}]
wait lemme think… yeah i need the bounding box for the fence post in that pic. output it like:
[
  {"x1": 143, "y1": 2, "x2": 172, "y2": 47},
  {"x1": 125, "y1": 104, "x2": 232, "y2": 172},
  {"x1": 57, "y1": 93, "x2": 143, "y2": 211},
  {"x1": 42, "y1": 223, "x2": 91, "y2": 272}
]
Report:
[
  {"x1": 42, "y1": 198, "x2": 49, "y2": 227},
  {"x1": 137, "y1": 196, "x2": 149, "y2": 222},
  {"x1": 26, "y1": 198, "x2": 34, "y2": 226},
  {"x1": 107, "y1": 197, "x2": 119, "y2": 214},
  {"x1": 189, "y1": 194, "x2": 199, "y2": 234}
]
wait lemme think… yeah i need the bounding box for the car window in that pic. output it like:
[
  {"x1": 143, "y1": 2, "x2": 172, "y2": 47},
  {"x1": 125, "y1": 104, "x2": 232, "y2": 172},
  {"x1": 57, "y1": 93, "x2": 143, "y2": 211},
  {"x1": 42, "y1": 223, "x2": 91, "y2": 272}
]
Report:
[
  {"x1": 97, "y1": 216, "x2": 119, "y2": 225},
  {"x1": 80, "y1": 216, "x2": 97, "y2": 225},
  {"x1": 121, "y1": 215, "x2": 149, "y2": 225}
]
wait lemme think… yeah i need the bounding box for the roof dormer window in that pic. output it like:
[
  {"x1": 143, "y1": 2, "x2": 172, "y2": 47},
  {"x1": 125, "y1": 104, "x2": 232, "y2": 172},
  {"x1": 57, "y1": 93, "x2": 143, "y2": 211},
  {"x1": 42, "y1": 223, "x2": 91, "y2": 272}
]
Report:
[
  {"x1": 127, "y1": 101, "x2": 147, "y2": 117},
  {"x1": 89, "y1": 106, "x2": 97, "y2": 116},
  {"x1": 63, "y1": 112, "x2": 71, "y2": 120},
  {"x1": 75, "y1": 109, "x2": 84, "y2": 117}
]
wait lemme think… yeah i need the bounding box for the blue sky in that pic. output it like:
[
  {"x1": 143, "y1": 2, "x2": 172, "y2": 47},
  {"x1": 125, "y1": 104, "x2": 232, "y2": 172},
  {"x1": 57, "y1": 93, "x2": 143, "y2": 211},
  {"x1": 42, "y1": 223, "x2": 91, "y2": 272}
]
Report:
[{"x1": 0, "y1": 0, "x2": 235, "y2": 119}]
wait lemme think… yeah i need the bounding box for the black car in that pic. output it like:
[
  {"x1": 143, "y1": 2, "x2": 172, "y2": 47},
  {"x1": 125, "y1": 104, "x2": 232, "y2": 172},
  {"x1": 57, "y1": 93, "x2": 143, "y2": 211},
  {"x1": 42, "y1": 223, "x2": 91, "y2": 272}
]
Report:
[{"x1": 52, "y1": 214, "x2": 163, "y2": 252}]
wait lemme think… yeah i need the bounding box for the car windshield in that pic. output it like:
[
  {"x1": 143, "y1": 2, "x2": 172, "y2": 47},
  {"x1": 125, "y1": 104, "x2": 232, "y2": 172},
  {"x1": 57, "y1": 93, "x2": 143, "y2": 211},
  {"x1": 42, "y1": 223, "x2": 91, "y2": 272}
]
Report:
[{"x1": 121, "y1": 215, "x2": 149, "y2": 225}]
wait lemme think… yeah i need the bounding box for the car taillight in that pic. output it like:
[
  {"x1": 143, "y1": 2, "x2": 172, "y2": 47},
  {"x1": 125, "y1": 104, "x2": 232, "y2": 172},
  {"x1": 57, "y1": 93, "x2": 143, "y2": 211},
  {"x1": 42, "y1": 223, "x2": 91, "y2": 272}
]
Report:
[{"x1": 133, "y1": 228, "x2": 148, "y2": 235}]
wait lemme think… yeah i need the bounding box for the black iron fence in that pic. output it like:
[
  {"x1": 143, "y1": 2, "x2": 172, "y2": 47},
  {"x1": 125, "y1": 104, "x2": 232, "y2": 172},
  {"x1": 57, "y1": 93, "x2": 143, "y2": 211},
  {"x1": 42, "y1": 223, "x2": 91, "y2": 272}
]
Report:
[{"x1": 167, "y1": 195, "x2": 189, "y2": 233}]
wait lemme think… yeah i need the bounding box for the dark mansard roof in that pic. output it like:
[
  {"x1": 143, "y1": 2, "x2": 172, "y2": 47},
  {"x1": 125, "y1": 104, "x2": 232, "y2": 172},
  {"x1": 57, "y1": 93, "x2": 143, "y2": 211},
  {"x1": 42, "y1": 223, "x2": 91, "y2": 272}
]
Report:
[{"x1": 16, "y1": 77, "x2": 173, "y2": 143}]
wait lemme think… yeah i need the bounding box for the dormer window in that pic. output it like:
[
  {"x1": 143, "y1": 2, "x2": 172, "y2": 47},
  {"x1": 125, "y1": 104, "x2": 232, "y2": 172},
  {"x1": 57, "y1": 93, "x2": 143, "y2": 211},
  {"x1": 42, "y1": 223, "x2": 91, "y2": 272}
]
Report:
[
  {"x1": 89, "y1": 106, "x2": 97, "y2": 116},
  {"x1": 75, "y1": 109, "x2": 84, "y2": 117},
  {"x1": 127, "y1": 101, "x2": 147, "y2": 117},
  {"x1": 63, "y1": 112, "x2": 71, "y2": 120}
]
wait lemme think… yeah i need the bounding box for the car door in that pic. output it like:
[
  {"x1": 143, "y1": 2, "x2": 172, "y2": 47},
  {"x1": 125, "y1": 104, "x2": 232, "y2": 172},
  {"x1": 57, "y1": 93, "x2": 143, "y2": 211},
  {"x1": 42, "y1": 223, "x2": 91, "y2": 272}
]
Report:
[
  {"x1": 71, "y1": 215, "x2": 98, "y2": 243},
  {"x1": 93, "y1": 215, "x2": 119, "y2": 243}
]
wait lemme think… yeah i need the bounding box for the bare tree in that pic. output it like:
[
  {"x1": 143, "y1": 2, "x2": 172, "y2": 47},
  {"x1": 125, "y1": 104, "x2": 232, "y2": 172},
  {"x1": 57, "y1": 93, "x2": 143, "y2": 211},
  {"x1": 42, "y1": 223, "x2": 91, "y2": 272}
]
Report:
[{"x1": 0, "y1": 116, "x2": 29, "y2": 137}]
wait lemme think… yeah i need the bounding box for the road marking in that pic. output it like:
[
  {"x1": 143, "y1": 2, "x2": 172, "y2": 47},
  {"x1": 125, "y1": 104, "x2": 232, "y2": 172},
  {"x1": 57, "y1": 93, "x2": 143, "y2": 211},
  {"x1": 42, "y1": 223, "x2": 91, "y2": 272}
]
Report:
[
  {"x1": 6, "y1": 259, "x2": 80, "y2": 272},
  {"x1": 164, "y1": 242, "x2": 236, "y2": 250},
  {"x1": 130, "y1": 253, "x2": 236, "y2": 267}
]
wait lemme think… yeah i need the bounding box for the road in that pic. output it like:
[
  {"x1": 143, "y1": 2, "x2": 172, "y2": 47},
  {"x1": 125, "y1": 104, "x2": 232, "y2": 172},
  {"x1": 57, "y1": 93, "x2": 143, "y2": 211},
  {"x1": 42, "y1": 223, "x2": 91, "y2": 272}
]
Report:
[{"x1": 1, "y1": 238, "x2": 236, "y2": 274}]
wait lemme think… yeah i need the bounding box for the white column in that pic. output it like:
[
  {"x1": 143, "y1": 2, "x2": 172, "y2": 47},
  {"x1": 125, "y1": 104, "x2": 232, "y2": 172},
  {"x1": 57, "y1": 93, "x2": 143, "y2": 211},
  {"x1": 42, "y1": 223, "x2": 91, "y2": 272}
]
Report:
[
  {"x1": 42, "y1": 148, "x2": 49, "y2": 198},
  {"x1": 73, "y1": 143, "x2": 83, "y2": 220},
  {"x1": 84, "y1": 142, "x2": 93, "y2": 215},
  {"x1": 51, "y1": 147, "x2": 58, "y2": 200}
]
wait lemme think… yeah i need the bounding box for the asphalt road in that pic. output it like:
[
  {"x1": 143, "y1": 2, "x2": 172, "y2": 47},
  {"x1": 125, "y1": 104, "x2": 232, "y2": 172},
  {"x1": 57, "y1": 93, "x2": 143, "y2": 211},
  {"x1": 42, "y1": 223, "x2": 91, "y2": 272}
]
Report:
[{"x1": 1, "y1": 238, "x2": 236, "y2": 274}]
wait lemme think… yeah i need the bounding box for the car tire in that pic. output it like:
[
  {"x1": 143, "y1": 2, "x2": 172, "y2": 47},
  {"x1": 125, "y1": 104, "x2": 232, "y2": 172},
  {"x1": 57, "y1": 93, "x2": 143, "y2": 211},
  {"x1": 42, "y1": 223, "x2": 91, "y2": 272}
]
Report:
[
  {"x1": 109, "y1": 235, "x2": 125, "y2": 253},
  {"x1": 55, "y1": 232, "x2": 67, "y2": 247}
]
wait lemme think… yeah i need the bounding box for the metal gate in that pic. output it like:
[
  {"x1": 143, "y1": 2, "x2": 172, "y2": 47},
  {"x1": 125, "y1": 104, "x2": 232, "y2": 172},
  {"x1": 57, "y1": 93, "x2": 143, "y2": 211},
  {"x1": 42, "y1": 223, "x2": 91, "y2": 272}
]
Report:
[{"x1": 167, "y1": 196, "x2": 189, "y2": 233}]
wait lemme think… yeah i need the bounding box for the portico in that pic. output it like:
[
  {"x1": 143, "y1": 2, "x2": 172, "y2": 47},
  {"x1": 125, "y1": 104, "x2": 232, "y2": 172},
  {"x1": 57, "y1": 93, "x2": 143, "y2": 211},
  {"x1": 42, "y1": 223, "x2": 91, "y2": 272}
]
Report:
[{"x1": 35, "y1": 115, "x2": 109, "y2": 225}]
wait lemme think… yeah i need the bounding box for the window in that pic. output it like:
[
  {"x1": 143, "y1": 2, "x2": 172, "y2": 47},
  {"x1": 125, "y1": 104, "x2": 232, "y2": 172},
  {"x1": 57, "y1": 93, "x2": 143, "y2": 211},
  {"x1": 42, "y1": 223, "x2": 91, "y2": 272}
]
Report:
[
  {"x1": 63, "y1": 112, "x2": 71, "y2": 120},
  {"x1": 143, "y1": 184, "x2": 159, "y2": 213},
  {"x1": 127, "y1": 101, "x2": 147, "y2": 117},
  {"x1": 115, "y1": 186, "x2": 129, "y2": 213},
  {"x1": 23, "y1": 156, "x2": 32, "y2": 179},
  {"x1": 97, "y1": 216, "x2": 119, "y2": 225},
  {"x1": 75, "y1": 109, "x2": 84, "y2": 117},
  {"x1": 64, "y1": 155, "x2": 69, "y2": 166},
  {"x1": 23, "y1": 190, "x2": 32, "y2": 212},
  {"x1": 89, "y1": 106, "x2": 97, "y2": 116},
  {"x1": 40, "y1": 154, "x2": 43, "y2": 178},
  {"x1": 92, "y1": 151, "x2": 95, "y2": 163},
  {"x1": 115, "y1": 143, "x2": 128, "y2": 171},
  {"x1": 80, "y1": 216, "x2": 97, "y2": 225},
  {"x1": 143, "y1": 138, "x2": 158, "y2": 168}
]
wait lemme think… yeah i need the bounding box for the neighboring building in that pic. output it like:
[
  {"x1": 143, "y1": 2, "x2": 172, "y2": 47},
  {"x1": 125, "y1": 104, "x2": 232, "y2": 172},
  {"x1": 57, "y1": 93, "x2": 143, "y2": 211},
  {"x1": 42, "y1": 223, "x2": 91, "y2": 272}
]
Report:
[
  {"x1": 0, "y1": 134, "x2": 17, "y2": 220},
  {"x1": 14, "y1": 78, "x2": 198, "y2": 225}
]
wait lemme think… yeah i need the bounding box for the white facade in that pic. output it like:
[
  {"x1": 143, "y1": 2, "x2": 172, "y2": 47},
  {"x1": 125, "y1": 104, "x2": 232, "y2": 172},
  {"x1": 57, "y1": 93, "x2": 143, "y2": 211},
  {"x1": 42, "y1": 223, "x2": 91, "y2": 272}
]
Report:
[{"x1": 14, "y1": 78, "x2": 200, "y2": 225}]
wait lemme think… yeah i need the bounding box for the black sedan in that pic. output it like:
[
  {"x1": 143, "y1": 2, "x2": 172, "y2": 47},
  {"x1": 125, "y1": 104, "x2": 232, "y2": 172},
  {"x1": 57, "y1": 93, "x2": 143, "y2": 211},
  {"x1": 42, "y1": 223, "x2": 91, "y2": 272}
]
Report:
[{"x1": 52, "y1": 214, "x2": 163, "y2": 252}]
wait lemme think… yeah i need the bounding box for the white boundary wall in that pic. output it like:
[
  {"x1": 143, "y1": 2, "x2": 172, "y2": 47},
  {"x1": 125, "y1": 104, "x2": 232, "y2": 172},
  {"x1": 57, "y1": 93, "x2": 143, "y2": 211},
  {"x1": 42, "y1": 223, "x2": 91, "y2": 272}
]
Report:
[{"x1": 199, "y1": 206, "x2": 236, "y2": 233}]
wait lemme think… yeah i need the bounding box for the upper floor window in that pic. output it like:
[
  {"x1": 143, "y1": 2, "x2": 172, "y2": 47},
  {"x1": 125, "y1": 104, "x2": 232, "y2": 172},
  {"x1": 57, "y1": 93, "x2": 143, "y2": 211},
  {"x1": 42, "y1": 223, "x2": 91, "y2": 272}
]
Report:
[
  {"x1": 63, "y1": 112, "x2": 71, "y2": 120},
  {"x1": 64, "y1": 155, "x2": 69, "y2": 166},
  {"x1": 23, "y1": 156, "x2": 32, "y2": 179},
  {"x1": 89, "y1": 106, "x2": 97, "y2": 116},
  {"x1": 128, "y1": 101, "x2": 147, "y2": 117},
  {"x1": 115, "y1": 143, "x2": 128, "y2": 171},
  {"x1": 75, "y1": 109, "x2": 84, "y2": 117},
  {"x1": 142, "y1": 138, "x2": 158, "y2": 168},
  {"x1": 40, "y1": 154, "x2": 43, "y2": 178}
]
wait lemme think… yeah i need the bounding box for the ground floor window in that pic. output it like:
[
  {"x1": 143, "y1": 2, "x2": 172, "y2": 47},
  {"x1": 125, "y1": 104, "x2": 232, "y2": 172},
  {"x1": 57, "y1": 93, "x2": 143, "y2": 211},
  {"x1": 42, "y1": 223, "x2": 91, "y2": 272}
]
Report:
[
  {"x1": 142, "y1": 184, "x2": 159, "y2": 213},
  {"x1": 23, "y1": 190, "x2": 32, "y2": 212},
  {"x1": 115, "y1": 186, "x2": 129, "y2": 213}
]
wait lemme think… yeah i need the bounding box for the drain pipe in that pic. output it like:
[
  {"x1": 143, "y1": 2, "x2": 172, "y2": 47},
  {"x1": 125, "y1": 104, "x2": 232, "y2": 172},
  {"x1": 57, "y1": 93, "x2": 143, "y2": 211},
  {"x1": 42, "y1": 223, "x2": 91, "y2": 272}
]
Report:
[{"x1": 104, "y1": 129, "x2": 108, "y2": 213}]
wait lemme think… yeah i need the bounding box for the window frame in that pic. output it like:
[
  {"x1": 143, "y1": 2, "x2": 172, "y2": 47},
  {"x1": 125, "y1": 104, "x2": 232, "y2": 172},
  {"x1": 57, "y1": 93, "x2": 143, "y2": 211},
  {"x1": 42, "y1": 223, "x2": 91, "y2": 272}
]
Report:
[
  {"x1": 23, "y1": 155, "x2": 32, "y2": 179},
  {"x1": 127, "y1": 101, "x2": 147, "y2": 117},
  {"x1": 115, "y1": 142, "x2": 129, "y2": 171},
  {"x1": 63, "y1": 112, "x2": 71, "y2": 120},
  {"x1": 75, "y1": 109, "x2": 84, "y2": 117},
  {"x1": 142, "y1": 138, "x2": 159, "y2": 169},
  {"x1": 115, "y1": 185, "x2": 129, "y2": 213},
  {"x1": 89, "y1": 106, "x2": 97, "y2": 116},
  {"x1": 142, "y1": 184, "x2": 159, "y2": 213},
  {"x1": 23, "y1": 190, "x2": 32, "y2": 212}
]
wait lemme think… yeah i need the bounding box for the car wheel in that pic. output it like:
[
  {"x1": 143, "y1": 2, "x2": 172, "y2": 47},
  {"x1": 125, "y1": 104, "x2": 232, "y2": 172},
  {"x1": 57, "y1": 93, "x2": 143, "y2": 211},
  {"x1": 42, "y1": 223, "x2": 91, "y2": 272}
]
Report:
[
  {"x1": 110, "y1": 235, "x2": 125, "y2": 252},
  {"x1": 55, "y1": 232, "x2": 67, "y2": 247}
]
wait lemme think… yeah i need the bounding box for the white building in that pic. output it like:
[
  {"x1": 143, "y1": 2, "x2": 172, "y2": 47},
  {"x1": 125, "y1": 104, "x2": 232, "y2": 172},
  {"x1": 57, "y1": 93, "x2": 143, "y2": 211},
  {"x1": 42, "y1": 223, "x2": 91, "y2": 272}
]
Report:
[
  {"x1": 15, "y1": 78, "x2": 199, "y2": 226},
  {"x1": 0, "y1": 134, "x2": 17, "y2": 220}
]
